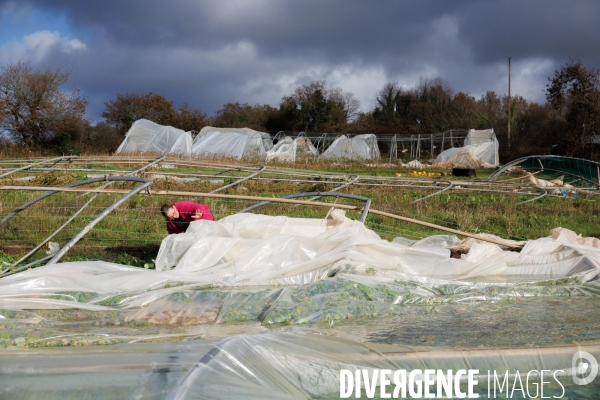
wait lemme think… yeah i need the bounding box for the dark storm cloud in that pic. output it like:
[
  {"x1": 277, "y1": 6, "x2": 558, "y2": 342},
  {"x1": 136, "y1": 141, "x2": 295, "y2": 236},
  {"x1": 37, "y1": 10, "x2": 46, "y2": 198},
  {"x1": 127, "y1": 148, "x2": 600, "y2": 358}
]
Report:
[
  {"x1": 27, "y1": 0, "x2": 600, "y2": 64},
  {"x1": 456, "y1": 0, "x2": 600, "y2": 64},
  {"x1": 18, "y1": 0, "x2": 468, "y2": 60},
  {"x1": 2, "y1": 0, "x2": 599, "y2": 121}
]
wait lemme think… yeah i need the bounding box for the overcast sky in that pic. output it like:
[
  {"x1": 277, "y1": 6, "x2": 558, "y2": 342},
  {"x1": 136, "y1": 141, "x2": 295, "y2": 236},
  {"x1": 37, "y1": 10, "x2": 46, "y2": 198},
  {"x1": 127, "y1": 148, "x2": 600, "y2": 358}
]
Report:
[{"x1": 1, "y1": 0, "x2": 599, "y2": 123}]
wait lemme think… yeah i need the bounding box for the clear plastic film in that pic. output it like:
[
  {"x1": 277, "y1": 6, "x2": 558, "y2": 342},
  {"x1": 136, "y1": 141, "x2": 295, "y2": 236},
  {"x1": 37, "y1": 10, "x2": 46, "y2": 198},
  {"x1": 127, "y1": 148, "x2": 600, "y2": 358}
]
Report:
[
  {"x1": 115, "y1": 119, "x2": 193, "y2": 155},
  {"x1": 2, "y1": 212, "x2": 600, "y2": 398},
  {"x1": 154, "y1": 211, "x2": 600, "y2": 284},
  {"x1": 320, "y1": 134, "x2": 381, "y2": 160},
  {"x1": 2, "y1": 269, "x2": 600, "y2": 348},
  {"x1": 434, "y1": 128, "x2": 499, "y2": 168},
  {"x1": 1, "y1": 332, "x2": 599, "y2": 399},
  {"x1": 191, "y1": 126, "x2": 273, "y2": 160},
  {"x1": 2, "y1": 211, "x2": 600, "y2": 315},
  {"x1": 266, "y1": 136, "x2": 318, "y2": 163}
]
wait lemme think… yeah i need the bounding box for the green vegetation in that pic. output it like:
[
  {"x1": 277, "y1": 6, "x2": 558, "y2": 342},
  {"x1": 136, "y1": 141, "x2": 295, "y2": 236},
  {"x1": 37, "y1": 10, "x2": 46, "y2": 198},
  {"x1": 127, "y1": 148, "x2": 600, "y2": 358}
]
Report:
[
  {"x1": 1, "y1": 275, "x2": 600, "y2": 349},
  {"x1": 0, "y1": 156, "x2": 598, "y2": 351},
  {"x1": 44, "y1": 291, "x2": 99, "y2": 303},
  {"x1": 1, "y1": 158, "x2": 598, "y2": 275}
]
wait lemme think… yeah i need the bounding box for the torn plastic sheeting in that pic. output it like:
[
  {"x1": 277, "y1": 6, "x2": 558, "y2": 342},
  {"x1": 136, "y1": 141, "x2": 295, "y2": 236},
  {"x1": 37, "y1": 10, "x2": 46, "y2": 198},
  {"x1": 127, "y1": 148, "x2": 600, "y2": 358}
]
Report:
[
  {"x1": 434, "y1": 143, "x2": 497, "y2": 169},
  {"x1": 552, "y1": 226, "x2": 600, "y2": 248},
  {"x1": 2, "y1": 267, "x2": 600, "y2": 324},
  {"x1": 266, "y1": 136, "x2": 318, "y2": 163},
  {"x1": 2, "y1": 212, "x2": 600, "y2": 313},
  {"x1": 154, "y1": 211, "x2": 600, "y2": 285},
  {"x1": 1, "y1": 332, "x2": 598, "y2": 399},
  {"x1": 434, "y1": 129, "x2": 499, "y2": 168},
  {"x1": 154, "y1": 210, "x2": 451, "y2": 285}
]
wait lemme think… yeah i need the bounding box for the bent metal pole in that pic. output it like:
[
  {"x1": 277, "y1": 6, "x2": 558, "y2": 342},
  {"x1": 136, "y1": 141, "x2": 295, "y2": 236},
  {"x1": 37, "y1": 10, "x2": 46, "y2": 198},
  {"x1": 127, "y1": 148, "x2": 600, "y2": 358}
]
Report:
[
  {"x1": 3, "y1": 156, "x2": 168, "y2": 270},
  {"x1": 0, "y1": 156, "x2": 78, "y2": 179},
  {"x1": 0, "y1": 185, "x2": 522, "y2": 249},
  {"x1": 46, "y1": 176, "x2": 154, "y2": 265}
]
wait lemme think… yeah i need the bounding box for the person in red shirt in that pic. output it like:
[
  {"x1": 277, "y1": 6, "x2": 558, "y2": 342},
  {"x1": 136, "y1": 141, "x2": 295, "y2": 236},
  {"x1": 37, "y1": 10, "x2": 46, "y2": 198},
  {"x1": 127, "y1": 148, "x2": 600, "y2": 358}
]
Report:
[{"x1": 160, "y1": 200, "x2": 214, "y2": 234}]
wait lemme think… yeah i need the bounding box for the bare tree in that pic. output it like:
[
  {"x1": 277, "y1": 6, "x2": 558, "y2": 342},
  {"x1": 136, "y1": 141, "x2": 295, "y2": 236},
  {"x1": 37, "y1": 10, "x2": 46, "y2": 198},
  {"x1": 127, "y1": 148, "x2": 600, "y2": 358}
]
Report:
[
  {"x1": 213, "y1": 102, "x2": 276, "y2": 131},
  {"x1": 546, "y1": 59, "x2": 600, "y2": 157},
  {"x1": 276, "y1": 81, "x2": 357, "y2": 132},
  {"x1": 0, "y1": 62, "x2": 88, "y2": 146},
  {"x1": 102, "y1": 92, "x2": 175, "y2": 134},
  {"x1": 173, "y1": 101, "x2": 210, "y2": 132},
  {"x1": 342, "y1": 92, "x2": 361, "y2": 122}
]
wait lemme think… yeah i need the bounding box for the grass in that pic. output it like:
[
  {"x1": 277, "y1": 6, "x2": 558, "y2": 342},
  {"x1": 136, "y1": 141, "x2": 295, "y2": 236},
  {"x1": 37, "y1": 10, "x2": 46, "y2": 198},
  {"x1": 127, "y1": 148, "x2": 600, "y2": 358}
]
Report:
[
  {"x1": 2, "y1": 156, "x2": 600, "y2": 357},
  {"x1": 1, "y1": 155, "x2": 599, "y2": 273}
]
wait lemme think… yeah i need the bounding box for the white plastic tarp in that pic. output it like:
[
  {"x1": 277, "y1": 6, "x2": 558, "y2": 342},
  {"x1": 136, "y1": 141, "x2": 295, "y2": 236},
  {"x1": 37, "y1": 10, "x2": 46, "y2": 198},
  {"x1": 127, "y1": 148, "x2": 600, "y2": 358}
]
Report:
[
  {"x1": 266, "y1": 137, "x2": 318, "y2": 163},
  {"x1": 320, "y1": 134, "x2": 381, "y2": 160},
  {"x1": 115, "y1": 119, "x2": 192, "y2": 155},
  {"x1": 434, "y1": 129, "x2": 499, "y2": 168},
  {"x1": 191, "y1": 127, "x2": 273, "y2": 160},
  {"x1": 1, "y1": 211, "x2": 600, "y2": 311},
  {"x1": 404, "y1": 159, "x2": 424, "y2": 169},
  {"x1": 154, "y1": 211, "x2": 600, "y2": 284},
  {"x1": 464, "y1": 128, "x2": 496, "y2": 146}
]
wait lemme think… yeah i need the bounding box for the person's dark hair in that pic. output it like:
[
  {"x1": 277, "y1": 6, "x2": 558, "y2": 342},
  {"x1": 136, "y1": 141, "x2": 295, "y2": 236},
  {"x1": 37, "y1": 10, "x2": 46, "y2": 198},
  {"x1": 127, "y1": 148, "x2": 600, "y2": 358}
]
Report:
[{"x1": 160, "y1": 204, "x2": 172, "y2": 218}]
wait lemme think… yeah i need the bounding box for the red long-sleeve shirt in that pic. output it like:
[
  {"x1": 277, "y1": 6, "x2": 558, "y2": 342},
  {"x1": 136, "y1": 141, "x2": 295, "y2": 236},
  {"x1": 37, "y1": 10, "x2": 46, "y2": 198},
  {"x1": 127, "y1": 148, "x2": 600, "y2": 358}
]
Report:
[{"x1": 166, "y1": 200, "x2": 214, "y2": 234}]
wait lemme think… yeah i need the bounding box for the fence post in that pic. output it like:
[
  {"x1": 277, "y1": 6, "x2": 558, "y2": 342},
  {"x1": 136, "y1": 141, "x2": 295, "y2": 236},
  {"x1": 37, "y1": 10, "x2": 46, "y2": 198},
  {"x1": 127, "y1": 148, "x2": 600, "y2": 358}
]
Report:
[
  {"x1": 430, "y1": 136, "x2": 433, "y2": 159},
  {"x1": 441, "y1": 132, "x2": 445, "y2": 152}
]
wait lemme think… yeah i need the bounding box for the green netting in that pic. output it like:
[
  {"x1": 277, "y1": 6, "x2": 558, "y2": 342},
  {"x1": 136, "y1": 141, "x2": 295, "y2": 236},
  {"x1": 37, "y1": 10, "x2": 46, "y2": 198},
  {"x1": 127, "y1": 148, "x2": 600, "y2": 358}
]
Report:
[{"x1": 506, "y1": 156, "x2": 600, "y2": 187}]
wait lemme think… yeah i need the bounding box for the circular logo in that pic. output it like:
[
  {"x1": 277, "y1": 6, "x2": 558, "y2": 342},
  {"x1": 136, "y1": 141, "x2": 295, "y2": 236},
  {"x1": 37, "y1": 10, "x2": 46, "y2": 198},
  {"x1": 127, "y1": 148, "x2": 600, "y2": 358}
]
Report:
[{"x1": 572, "y1": 351, "x2": 598, "y2": 385}]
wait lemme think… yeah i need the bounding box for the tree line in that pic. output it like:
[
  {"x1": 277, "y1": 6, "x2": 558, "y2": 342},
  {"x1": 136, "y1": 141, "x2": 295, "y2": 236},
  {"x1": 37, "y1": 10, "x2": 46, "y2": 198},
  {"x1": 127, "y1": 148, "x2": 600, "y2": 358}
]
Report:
[{"x1": 1, "y1": 59, "x2": 598, "y2": 161}]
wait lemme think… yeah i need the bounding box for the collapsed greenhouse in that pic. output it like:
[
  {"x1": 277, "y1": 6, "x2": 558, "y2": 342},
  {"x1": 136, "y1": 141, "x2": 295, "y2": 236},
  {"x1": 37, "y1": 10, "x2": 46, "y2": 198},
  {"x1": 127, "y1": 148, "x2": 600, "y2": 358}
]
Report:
[
  {"x1": 115, "y1": 119, "x2": 193, "y2": 155},
  {"x1": 191, "y1": 127, "x2": 273, "y2": 160},
  {"x1": 115, "y1": 123, "x2": 274, "y2": 160},
  {"x1": 266, "y1": 136, "x2": 318, "y2": 163},
  {"x1": 114, "y1": 120, "x2": 508, "y2": 167},
  {"x1": 320, "y1": 134, "x2": 381, "y2": 160},
  {"x1": 433, "y1": 129, "x2": 499, "y2": 169},
  {"x1": 488, "y1": 155, "x2": 600, "y2": 189},
  {"x1": 1, "y1": 155, "x2": 600, "y2": 398}
]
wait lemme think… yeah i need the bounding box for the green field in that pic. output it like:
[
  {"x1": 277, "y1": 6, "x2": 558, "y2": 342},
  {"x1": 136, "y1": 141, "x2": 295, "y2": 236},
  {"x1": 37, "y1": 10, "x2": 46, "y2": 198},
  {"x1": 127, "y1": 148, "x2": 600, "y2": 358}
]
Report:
[{"x1": 1, "y1": 157, "x2": 599, "y2": 272}]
